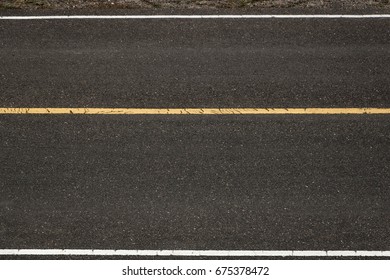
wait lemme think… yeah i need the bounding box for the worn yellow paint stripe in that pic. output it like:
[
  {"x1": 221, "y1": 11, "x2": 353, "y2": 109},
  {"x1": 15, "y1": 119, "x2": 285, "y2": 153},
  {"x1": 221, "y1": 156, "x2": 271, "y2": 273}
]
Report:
[{"x1": 1, "y1": 108, "x2": 390, "y2": 115}]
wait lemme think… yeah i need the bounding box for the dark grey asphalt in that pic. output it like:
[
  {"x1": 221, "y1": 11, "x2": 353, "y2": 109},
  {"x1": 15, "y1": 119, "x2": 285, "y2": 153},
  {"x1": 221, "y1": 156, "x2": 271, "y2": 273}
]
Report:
[
  {"x1": 1, "y1": 115, "x2": 390, "y2": 250},
  {"x1": 0, "y1": 17, "x2": 389, "y2": 108},
  {"x1": 0, "y1": 15, "x2": 390, "y2": 251}
]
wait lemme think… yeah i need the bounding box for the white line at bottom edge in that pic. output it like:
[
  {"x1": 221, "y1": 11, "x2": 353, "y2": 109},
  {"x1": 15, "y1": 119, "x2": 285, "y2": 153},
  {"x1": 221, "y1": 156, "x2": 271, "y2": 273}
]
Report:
[{"x1": 1, "y1": 250, "x2": 390, "y2": 257}]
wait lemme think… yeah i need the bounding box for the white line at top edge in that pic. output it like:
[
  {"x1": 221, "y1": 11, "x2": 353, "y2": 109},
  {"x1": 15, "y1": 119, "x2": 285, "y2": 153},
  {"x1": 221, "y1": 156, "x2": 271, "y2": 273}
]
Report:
[
  {"x1": 1, "y1": 14, "x2": 390, "y2": 20},
  {"x1": 1, "y1": 250, "x2": 390, "y2": 257}
]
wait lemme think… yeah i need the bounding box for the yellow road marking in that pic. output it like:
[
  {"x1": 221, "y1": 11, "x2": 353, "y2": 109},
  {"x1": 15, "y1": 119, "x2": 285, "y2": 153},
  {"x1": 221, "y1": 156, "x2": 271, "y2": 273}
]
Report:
[{"x1": 1, "y1": 108, "x2": 390, "y2": 115}]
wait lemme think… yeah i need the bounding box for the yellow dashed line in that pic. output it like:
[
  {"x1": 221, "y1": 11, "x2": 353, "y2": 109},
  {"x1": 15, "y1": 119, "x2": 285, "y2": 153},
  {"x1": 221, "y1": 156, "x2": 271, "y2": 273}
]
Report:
[{"x1": 1, "y1": 108, "x2": 390, "y2": 115}]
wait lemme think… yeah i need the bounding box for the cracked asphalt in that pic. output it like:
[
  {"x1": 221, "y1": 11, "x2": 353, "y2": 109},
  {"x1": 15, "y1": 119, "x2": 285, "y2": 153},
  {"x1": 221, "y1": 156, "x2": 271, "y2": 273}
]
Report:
[{"x1": 0, "y1": 11, "x2": 389, "y2": 252}]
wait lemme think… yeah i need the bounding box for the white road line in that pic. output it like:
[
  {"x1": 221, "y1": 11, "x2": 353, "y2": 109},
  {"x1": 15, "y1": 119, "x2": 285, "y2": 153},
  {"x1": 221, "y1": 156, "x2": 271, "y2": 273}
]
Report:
[
  {"x1": 1, "y1": 250, "x2": 390, "y2": 257},
  {"x1": 1, "y1": 15, "x2": 390, "y2": 20}
]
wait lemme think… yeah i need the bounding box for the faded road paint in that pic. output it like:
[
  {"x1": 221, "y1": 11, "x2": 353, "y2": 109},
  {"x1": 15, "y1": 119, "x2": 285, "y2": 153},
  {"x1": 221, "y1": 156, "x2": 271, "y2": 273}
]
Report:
[{"x1": 1, "y1": 108, "x2": 390, "y2": 115}]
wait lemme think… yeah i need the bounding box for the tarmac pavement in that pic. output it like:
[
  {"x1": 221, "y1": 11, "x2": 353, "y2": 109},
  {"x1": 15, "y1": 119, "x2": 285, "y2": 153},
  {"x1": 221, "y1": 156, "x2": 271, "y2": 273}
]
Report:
[{"x1": 0, "y1": 13, "x2": 389, "y2": 253}]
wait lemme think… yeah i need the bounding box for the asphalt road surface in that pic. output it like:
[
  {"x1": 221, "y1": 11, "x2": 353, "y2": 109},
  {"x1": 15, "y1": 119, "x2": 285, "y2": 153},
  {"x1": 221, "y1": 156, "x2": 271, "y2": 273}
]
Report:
[{"x1": 0, "y1": 13, "x2": 389, "y2": 252}]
